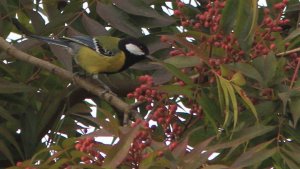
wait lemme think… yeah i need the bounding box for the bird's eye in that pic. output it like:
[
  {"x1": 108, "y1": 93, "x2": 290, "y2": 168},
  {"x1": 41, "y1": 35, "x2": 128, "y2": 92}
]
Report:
[{"x1": 106, "y1": 51, "x2": 113, "y2": 55}]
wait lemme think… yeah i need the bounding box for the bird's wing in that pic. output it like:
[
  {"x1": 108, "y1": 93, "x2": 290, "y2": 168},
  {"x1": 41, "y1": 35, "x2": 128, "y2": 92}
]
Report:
[{"x1": 61, "y1": 36, "x2": 119, "y2": 57}]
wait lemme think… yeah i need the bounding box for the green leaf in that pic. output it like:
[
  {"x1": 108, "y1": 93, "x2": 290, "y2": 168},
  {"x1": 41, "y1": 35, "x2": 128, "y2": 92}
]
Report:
[
  {"x1": 163, "y1": 56, "x2": 201, "y2": 68},
  {"x1": 157, "y1": 62, "x2": 193, "y2": 85},
  {"x1": 281, "y1": 148, "x2": 300, "y2": 165},
  {"x1": 220, "y1": 0, "x2": 239, "y2": 34},
  {"x1": 231, "y1": 72, "x2": 246, "y2": 86},
  {"x1": 97, "y1": 107, "x2": 120, "y2": 136},
  {"x1": 216, "y1": 75, "x2": 225, "y2": 116},
  {"x1": 96, "y1": 2, "x2": 142, "y2": 37},
  {"x1": 228, "y1": 63, "x2": 264, "y2": 84},
  {"x1": 202, "y1": 165, "x2": 229, "y2": 169},
  {"x1": 157, "y1": 85, "x2": 193, "y2": 98},
  {"x1": 31, "y1": 145, "x2": 62, "y2": 163},
  {"x1": 49, "y1": 158, "x2": 70, "y2": 169},
  {"x1": 0, "y1": 127, "x2": 24, "y2": 159},
  {"x1": 282, "y1": 154, "x2": 300, "y2": 169},
  {"x1": 23, "y1": 9, "x2": 45, "y2": 33},
  {"x1": 289, "y1": 98, "x2": 300, "y2": 127},
  {"x1": 208, "y1": 125, "x2": 275, "y2": 151},
  {"x1": 172, "y1": 138, "x2": 188, "y2": 159},
  {"x1": 220, "y1": 65, "x2": 230, "y2": 77},
  {"x1": 285, "y1": 28, "x2": 300, "y2": 42},
  {"x1": 0, "y1": 78, "x2": 34, "y2": 93},
  {"x1": 81, "y1": 14, "x2": 109, "y2": 36},
  {"x1": 230, "y1": 140, "x2": 276, "y2": 168},
  {"x1": 278, "y1": 92, "x2": 290, "y2": 115},
  {"x1": 140, "y1": 151, "x2": 157, "y2": 169},
  {"x1": 180, "y1": 137, "x2": 215, "y2": 168},
  {"x1": 0, "y1": 18, "x2": 13, "y2": 38},
  {"x1": 232, "y1": 84, "x2": 259, "y2": 122},
  {"x1": 43, "y1": 13, "x2": 74, "y2": 35},
  {"x1": 218, "y1": 76, "x2": 238, "y2": 128},
  {"x1": 112, "y1": 0, "x2": 161, "y2": 18},
  {"x1": 234, "y1": 0, "x2": 258, "y2": 52},
  {"x1": 62, "y1": 137, "x2": 77, "y2": 149},
  {"x1": 0, "y1": 139, "x2": 14, "y2": 165},
  {"x1": 0, "y1": 106, "x2": 19, "y2": 125},
  {"x1": 263, "y1": 53, "x2": 277, "y2": 85},
  {"x1": 224, "y1": 79, "x2": 238, "y2": 128},
  {"x1": 197, "y1": 93, "x2": 219, "y2": 132},
  {"x1": 217, "y1": 76, "x2": 230, "y2": 127}
]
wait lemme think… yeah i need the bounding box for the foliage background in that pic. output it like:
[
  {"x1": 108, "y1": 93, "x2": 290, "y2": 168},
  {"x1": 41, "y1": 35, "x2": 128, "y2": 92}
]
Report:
[{"x1": 0, "y1": 0, "x2": 300, "y2": 168}]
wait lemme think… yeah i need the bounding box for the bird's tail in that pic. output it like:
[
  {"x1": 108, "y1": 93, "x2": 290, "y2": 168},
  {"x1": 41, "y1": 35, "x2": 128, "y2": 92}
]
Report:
[
  {"x1": 11, "y1": 18, "x2": 70, "y2": 48},
  {"x1": 28, "y1": 35, "x2": 70, "y2": 48}
]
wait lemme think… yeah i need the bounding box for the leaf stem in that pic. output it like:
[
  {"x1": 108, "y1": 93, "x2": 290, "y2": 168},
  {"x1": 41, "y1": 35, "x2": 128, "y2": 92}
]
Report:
[{"x1": 289, "y1": 57, "x2": 300, "y2": 89}]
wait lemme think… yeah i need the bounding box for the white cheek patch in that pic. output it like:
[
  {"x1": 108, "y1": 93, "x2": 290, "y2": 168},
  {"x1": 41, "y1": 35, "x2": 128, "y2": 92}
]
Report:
[{"x1": 125, "y1": 43, "x2": 145, "y2": 56}]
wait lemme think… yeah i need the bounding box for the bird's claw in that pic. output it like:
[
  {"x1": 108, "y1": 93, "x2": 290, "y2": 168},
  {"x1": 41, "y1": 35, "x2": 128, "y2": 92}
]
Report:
[{"x1": 99, "y1": 88, "x2": 117, "y2": 97}]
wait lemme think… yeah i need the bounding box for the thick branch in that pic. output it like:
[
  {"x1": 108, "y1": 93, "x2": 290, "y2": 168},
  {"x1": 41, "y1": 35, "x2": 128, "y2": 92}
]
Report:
[{"x1": 0, "y1": 37, "x2": 131, "y2": 114}]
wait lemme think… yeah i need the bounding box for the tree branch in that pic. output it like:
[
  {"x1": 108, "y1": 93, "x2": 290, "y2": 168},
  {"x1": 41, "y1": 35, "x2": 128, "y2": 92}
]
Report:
[
  {"x1": 0, "y1": 37, "x2": 132, "y2": 114},
  {"x1": 276, "y1": 47, "x2": 300, "y2": 56}
]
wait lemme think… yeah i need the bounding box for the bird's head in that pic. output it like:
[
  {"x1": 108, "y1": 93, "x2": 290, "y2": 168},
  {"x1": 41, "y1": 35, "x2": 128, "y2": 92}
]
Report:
[{"x1": 118, "y1": 38, "x2": 149, "y2": 58}]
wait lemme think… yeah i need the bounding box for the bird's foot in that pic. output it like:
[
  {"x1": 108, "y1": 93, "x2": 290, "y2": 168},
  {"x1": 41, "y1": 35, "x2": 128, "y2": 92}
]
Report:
[{"x1": 99, "y1": 88, "x2": 117, "y2": 97}]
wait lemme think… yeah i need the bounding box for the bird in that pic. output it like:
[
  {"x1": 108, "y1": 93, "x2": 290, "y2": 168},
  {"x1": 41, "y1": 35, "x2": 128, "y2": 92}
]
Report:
[
  {"x1": 29, "y1": 35, "x2": 153, "y2": 93},
  {"x1": 27, "y1": 35, "x2": 150, "y2": 75},
  {"x1": 11, "y1": 18, "x2": 151, "y2": 75},
  {"x1": 12, "y1": 18, "x2": 154, "y2": 93}
]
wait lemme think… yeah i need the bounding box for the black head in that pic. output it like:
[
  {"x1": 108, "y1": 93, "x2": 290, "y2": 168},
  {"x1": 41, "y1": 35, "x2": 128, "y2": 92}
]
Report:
[{"x1": 118, "y1": 38, "x2": 149, "y2": 71}]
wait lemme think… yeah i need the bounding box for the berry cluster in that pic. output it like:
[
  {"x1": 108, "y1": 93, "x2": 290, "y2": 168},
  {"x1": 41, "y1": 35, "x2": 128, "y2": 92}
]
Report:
[
  {"x1": 127, "y1": 75, "x2": 158, "y2": 104},
  {"x1": 74, "y1": 137, "x2": 104, "y2": 166},
  {"x1": 127, "y1": 75, "x2": 186, "y2": 140},
  {"x1": 195, "y1": 0, "x2": 225, "y2": 32},
  {"x1": 164, "y1": 0, "x2": 292, "y2": 85},
  {"x1": 126, "y1": 120, "x2": 152, "y2": 168},
  {"x1": 251, "y1": 1, "x2": 289, "y2": 59}
]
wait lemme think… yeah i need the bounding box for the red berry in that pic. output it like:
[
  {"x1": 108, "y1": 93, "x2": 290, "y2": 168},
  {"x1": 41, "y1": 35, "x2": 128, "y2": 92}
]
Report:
[
  {"x1": 160, "y1": 35, "x2": 168, "y2": 42},
  {"x1": 127, "y1": 93, "x2": 134, "y2": 98},
  {"x1": 274, "y1": 3, "x2": 285, "y2": 10},
  {"x1": 194, "y1": 22, "x2": 201, "y2": 28},
  {"x1": 204, "y1": 21, "x2": 210, "y2": 27},
  {"x1": 186, "y1": 51, "x2": 195, "y2": 56},
  {"x1": 174, "y1": 10, "x2": 182, "y2": 16},
  {"x1": 283, "y1": 19, "x2": 290, "y2": 24},
  {"x1": 166, "y1": 117, "x2": 172, "y2": 124},
  {"x1": 178, "y1": 81, "x2": 185, "y2": 86},
  {"x1": 198, "y1": 14, "x2": 206, "y2": 20},
  {"x1": 75, "y1": 143, "x2": 81, "y2": 150},
  {"x1": 157, "y1": 117, "x2": 164, "y2": 123},
  {"x1": 270, "y1": 43, "x2": 276, "y2": 50},
  {"x1": 181, "y1": 21, "x2": 189, "y2": 27},
  {"x1": 169, "y1": 104, "x2": 177, "y2": 112},
  {"x1": 169, "y1": 142, "x2": 177, "y2": 150},
  {"x1": 263, "y1": 17, "x2": 272, "y2": 25},
  {"x1": 264, "y1": 8, "x2": 270, "y2": 15},
  {"x1": 214, "y1": 41, "x2": 221, "y2": 47},
  {"x1": 169, "y1": 50, "x2": 182, "y2": 56},
  {"x1": 285, "y1": 42, "x2": 290, "y2": 49},
  {"x1": 177, "y1": 2, "x2": 185, "y2": 7},
  {"x1": 157, "y1": 151, "x2": 164, "y2": 157},
  {"x1": 16, "y1": 162, "x2": 23, "y2": 167}
]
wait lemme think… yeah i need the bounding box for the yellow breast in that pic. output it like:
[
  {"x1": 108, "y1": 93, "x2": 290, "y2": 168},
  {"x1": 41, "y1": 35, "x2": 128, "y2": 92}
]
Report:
[{"x1": 75, "y1": 47, "x2": 125, "y2": 74}]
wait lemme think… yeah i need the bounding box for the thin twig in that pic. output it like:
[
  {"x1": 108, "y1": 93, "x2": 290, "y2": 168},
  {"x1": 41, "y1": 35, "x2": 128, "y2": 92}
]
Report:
[
  {"x1": 289, "y1": 57, "x2": 300, "y2": 89},
  {"x1": 276, "y1": 47, "x2": 300, "y2": 56}
]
